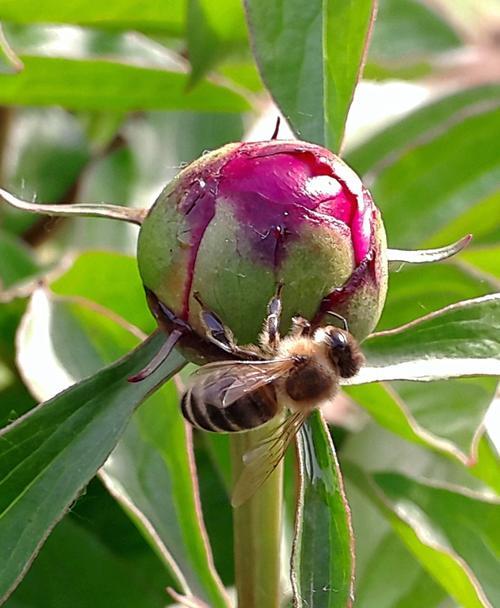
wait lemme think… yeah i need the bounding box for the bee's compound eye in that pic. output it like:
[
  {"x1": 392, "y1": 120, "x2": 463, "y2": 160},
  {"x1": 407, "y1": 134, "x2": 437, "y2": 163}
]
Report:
[{"x1": 328, "y1": 330, "x2": 348, "y2": 350}]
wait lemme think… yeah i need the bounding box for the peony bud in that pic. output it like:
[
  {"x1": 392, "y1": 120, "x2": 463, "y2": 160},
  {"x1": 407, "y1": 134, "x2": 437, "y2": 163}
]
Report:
[{"x1": 137, "y1": 140, "x2": 388, "y2": 360}]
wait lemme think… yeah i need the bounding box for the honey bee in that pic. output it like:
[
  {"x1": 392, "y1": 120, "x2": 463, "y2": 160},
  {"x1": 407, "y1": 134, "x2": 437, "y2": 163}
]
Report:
[{"x1": 181, "y1": 285, "x2": 364, "y2": 507}]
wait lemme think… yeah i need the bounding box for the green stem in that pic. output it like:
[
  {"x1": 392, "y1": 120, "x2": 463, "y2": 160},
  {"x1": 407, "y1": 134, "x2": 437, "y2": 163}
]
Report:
[
  {"x1": 0, "y1": 187, "x2": 147, "y2": 225},
  {"x1": 231, "y1": 422, "x2": 283, "y2": 608}
]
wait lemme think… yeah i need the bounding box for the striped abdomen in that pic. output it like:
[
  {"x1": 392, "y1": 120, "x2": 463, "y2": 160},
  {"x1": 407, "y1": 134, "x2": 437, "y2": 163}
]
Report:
[{"x1": 181, "y1": 384, "x2": 279, "y2": 433}]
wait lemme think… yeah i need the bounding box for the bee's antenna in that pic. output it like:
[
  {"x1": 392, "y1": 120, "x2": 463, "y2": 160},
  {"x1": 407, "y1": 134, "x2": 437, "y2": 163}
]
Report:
[{"x1": 326, "y1": 310, "x2": 349, "y2": 332}]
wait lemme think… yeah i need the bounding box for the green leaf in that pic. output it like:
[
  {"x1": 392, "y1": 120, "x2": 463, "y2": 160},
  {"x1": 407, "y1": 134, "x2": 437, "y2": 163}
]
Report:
[
  {"x1": 347, "y1": 91, "x2": 500, "y2": 249},
  {"x1": 342, "y1": 421, "x2": 497, "y2": 605},
  {"x1": 58, "y1": 147, "x2": 140, "y2": 253},
  {"x1": 244, "y1": 0, "x2": 376, "y2": 150},
  {"x1": 388, "y1": 379, "x2": 496, "y2": 459},
  {"x1": 461, "y1": 245, "x2": 500, "y2": 282},
  {"x1": 346, "y1": 465, "x2": 499, "y2": 608},
  {"x1": 5, "y1": 108, "x2": 90, "y2": 203},
  {"x1": 0, "y1": 25, "x2": 22, "y2": 73},
  {"x1": 78, "y1": 110, "x2": 126, "y2": 155},
  {"x1": 356, "y1": 533, "x2": 448, "y2": 607},
  {"x1": 346, "y1": 84, "x2": 500, "y2": 176},
  {"x1": 424, "y1": 190, "x2": 500, "y2": 249},
  {"x1": 14, "y1": 288, "x2": 230, "y2": 607},
  {"x1": 5, "y1": 518, "x2": 171, "y2": 608},
  {"x1": 0, "y1": 107, "x2": 91, "y2": 235},
  {"x1": 0, "y1": 230, "x2": 40, "y2": 290},
  {"x1": 368, "y1": 0, "x2": 461, "y2": 64},
  {"x1": 51, "y1": 251, "x2": 155, "y2": 334},
  {"x1": 292, "y1": 411, "x2": 354, "y2": 607},
  {"x1": 0, "y1": 297, "x2": 184, "y2": 602},
  {"x1": 0, "y1": 1, "x2": 185, "y2": 34},
  {"x1": 379, "y1": 262, "x2": 492, "y2": 331},
  {"x1": 349, "y1": 295, "x2": 500, "y2": 384},
  {"x1": 218, "y1": 60, "x2": 264, "y2": 93},
  {"x1": 346, "y1": 377, "x2": 497, "y2": 466},
  {"x1": 0, "y1": 55, "x2": 250, "y2": 112},
  {"x1": 193, "y1": 438, "x2": 235, "y2": 585},
  {"x1": 471, "y1": 435, "x2": 500, "y2": 495},
  {"x1": 101, "y1": 386, "x2": 231, "y2": 607},
  {"x1": 354, "y1": 465, "x2": 500, "y2": 608},
  {"x1": 126, "y1": 109, "x2": 244, "y2": 186},
  {"x1": 322, "y1": 0, "x2": 376, "y2": 150},
  {"x1": 187, "y1": 0, "x2": 248, "y2": 85},
  {"x1": 346, "y1": 480, "x2": 447, "y2": 608}
]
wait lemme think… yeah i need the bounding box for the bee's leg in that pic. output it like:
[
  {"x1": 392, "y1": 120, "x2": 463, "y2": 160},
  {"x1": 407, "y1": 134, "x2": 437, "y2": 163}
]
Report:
[
  {"x1": 263, "y1": 282, "x2": 284, "y2": 353},
  {"x1": 192, "y1": 291, "x2": 239, "y2": 355},
  {"x1": 290, "y1": 315, "x2": 311, "y2": 337},
  {"x1": 193, "y1": 291, "x2": 262, "y2": 360}
]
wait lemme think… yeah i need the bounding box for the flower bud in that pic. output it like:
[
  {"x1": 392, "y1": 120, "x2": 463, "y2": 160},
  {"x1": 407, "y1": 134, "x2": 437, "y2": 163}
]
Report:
[{"x1": 137, "y1": 141, "x2": 387, "y2": 357}]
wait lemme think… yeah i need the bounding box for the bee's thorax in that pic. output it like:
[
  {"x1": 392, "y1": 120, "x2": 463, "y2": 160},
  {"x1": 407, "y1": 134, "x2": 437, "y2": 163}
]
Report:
[{"x1": 276, "y1": 336, "x2": 339, "y2": 407}]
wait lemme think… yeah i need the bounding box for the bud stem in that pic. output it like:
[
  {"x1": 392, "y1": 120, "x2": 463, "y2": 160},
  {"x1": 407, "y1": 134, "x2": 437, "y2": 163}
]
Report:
[
  {"x1": 231, "y1": 421, "x2": 283, "y2": 608},
  {"x1": 0, "y1": 187, "x2": 147, "y2": 225},
  {"x1": 387, "y1": 234, "x2": 471, "y2": 264}
]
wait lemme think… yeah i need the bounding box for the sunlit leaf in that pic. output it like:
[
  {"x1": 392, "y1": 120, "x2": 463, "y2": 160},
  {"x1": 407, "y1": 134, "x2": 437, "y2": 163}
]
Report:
[
  {"x1": 348, "y1": 295, "x2": 500, "y2": 383},
  {"x1": 346, "y1": 376, "x2": 494, "y2": 461},
  {"x1": 471, "y1": 435, "x2": 500, "y2": 495},
  {"x1": 0, "y1": 1, "x2": 185, "y2": 34},
  {"x1": 0, "y1": 55, "x2": 250, "y2": 112},
  {"x1": 245, "y1": 0, "x2": 376, "y2": 150},
  {"x1": 346, "y1": 84, "x2": 500, "y2": 176}
]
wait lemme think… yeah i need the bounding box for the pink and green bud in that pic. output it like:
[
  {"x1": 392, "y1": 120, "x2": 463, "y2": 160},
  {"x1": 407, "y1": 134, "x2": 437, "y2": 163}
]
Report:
[{"x1": 137, "y1": 140, "x2": 388, "y2": 352}]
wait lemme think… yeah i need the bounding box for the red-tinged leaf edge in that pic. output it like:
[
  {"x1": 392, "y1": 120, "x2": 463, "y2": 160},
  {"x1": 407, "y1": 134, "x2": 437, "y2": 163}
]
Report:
[{"x1": 0, "y1": 25, "x2": 23, "y2": 73}]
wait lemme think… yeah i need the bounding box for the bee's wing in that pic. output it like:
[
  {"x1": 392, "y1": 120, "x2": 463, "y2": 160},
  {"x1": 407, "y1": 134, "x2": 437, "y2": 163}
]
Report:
[
  {"x1": 191, "y1": 358, "x2": 295, "y2": 408},
  {"x1": 231, "y1": 410, "x2": 309, "y2": 507}
]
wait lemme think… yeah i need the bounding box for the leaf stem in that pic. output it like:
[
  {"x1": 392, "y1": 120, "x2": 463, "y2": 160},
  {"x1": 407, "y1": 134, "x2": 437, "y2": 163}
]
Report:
[
  {"x1": 231, "y1": 422, "x2": 283, "y2": 608},
  {"x1": 0, "y1": 187, "x2": 147, "y2": 225},
  {"x1": 387, "y1": 234, "x2": 471, "y2": 264}
]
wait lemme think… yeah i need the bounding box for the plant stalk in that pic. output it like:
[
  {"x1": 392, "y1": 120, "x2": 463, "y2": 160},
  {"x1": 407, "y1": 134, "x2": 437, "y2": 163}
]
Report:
[
  {"x1": 231, "y1": 421, "x2": 283, "y2": 608},
  {"x1": 0, "y1": 187, "x2": 147, "y2": 225}
]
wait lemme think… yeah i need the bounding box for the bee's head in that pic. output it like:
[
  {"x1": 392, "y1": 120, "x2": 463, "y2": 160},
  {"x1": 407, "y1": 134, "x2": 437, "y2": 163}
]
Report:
[{"x1": 321, "y1": 326, "x2": 365, "y2": 378}]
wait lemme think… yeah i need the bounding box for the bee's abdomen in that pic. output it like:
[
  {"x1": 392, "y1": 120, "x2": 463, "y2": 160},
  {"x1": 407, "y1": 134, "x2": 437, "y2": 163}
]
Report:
[{"x1": 181, "y1": 385, "x2": 279, "y2": 433}]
